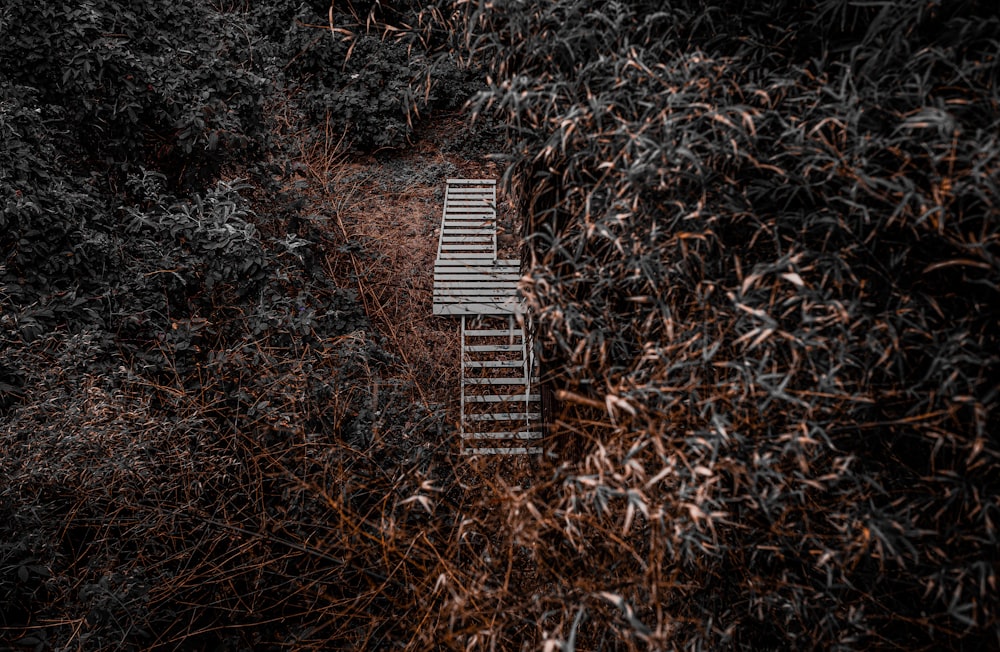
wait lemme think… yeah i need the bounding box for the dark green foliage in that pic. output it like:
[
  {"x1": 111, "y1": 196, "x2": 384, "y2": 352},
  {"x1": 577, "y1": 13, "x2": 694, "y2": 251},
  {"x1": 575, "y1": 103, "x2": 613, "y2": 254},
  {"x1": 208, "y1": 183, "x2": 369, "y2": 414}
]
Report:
[
  {"x1": 0, "y1": 2, "x2": 448, "y2": 648},
  {"x1": 440, "y1": 0, "x2": 1000, "y2": 648},
  {"x1": 0, "y1": 0, "x2": 270, "y2": 183},
  {"x1": 1, "y1": 83, "x2": 100, "y2": 296},
  {"x1": 281, "y1": 5, "x2": 479, "y2": 150},
  {"x1": 299, "y1": 34, "x2": 422, "y2": 149}
]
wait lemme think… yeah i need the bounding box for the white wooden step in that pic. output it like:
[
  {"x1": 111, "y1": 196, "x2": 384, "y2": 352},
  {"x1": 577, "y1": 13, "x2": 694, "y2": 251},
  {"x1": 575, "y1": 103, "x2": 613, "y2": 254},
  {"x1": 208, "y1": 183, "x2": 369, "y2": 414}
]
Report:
[
  {"x1": 444, "y1": 212, "x2": 495, "y2": 218},
  {"x1": 447, "y1": 178, "x2": 496, "y2": 184},
  {"x1": 434, "y1": 264, "x2": 519, "y2": 273},
  {"x1": 464, "y1": 329, "x2": 524, "y2": 337},
  {"x1": 462, "y1": 431, "x2": 542, "y2": 439},
  {"x1": 463, "y1": 360, "x2": 525, "y2": 368},
  {"x1": 463, "y1": 447, "x2": 542, "y2": 455},
  {"x1": 435, "y1": 302, "x2": 523, "y2": 316},
  {"x1": 440, "y1": 244, "x2": 494, "y2": 251},
  {"x1": 438, "y1": 288, "x2": 519, "y2": 297},
  {"x1": 464, "y1": 344, "x2": 521, "y2": 352},
  {"x1": 434, "y1": 276, "x2": 521, "y2": 285},
  {"x1": 437, "y1": 253, "x2": 497, "y2": 260},
  {"x1": 465, "y1": 394, "x2": 540, "y2": 403},
  {"x1": 442, "y1": 235, "x2": 494, "y2": 242},
  {"x1": 467, "y1": 413, "x2": 541, "y2": 421},
  {"x1": 464, "y1": 377, "x2": 537, "y2": 385}
]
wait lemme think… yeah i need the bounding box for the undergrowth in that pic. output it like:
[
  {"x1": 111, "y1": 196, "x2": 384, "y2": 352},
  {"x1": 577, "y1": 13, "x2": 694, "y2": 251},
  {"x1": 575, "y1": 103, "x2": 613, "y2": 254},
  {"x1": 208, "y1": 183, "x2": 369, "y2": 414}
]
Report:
[
  {"x1": 427, "y1": 0, "x2": 1000, "y2": 648},
  {"x1": 2, "y1": 0, "x2": 998, "y2": 650}
]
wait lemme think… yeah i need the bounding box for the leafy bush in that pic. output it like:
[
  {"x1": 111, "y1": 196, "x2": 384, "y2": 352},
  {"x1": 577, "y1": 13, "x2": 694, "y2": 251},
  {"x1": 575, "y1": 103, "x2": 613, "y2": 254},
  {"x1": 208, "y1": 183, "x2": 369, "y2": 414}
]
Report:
[
  {"x1": 0, "y1": 0, "x2": 272, "y2": 185},
  {"x1": 1, "y1": 83, "x2": 102, "y2": 297},
  {"x1": 280, "y1": 2, "x2": 480, "y2": 151},
  {"x1": 427, "y1": 0, "x2": 1000, "y2": 648},
  {"x1": 1, "y1": 3, "x2": 452, "y2": 646}
]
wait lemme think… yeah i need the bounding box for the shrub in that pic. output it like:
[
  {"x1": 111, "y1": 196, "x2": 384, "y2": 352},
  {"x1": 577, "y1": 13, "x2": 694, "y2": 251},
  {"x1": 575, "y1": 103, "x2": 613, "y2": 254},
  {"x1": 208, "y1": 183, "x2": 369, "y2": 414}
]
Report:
[
  {"x1": 430, "y1": 0, "x2": 1000, "y2": 648},
  {"x1": 0, "y1": 0, "x2": 273, "y2": 185},
  {"x1": 280, "y1": 2, "x2": 480, "y2": 151}
]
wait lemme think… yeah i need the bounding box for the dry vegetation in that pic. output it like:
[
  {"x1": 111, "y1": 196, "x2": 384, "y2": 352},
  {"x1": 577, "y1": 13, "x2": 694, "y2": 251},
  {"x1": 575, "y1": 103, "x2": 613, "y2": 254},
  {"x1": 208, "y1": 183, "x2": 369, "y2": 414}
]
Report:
[{"x1": 3, "y1": 0, "x2": 999, "y2": 650}]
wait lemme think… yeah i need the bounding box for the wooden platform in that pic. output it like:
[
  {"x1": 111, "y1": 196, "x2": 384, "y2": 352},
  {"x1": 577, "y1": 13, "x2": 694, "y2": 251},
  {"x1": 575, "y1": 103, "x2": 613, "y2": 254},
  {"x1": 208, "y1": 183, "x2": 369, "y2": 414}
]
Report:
[
  {"x1": 433, "y1": 179, "x2": 524, "y2": 316},
  {"x1": 433, "y1": 259, "x2": 523, "y2": 315}
]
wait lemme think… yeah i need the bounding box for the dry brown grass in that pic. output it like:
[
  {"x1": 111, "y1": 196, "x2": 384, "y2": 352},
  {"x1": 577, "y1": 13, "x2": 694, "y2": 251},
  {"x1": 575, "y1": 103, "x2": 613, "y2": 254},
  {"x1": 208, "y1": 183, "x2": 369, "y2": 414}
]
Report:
[{"x1": 293, "y1": 116, "x2": 514, "y2": 430}]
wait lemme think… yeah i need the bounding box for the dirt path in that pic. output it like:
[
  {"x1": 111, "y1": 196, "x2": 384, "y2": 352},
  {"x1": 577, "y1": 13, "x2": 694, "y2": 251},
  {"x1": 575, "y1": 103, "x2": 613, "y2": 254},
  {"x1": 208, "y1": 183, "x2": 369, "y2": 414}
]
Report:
[{"x1": 302, "y1": 116, "x2": 512, "y2": 439}]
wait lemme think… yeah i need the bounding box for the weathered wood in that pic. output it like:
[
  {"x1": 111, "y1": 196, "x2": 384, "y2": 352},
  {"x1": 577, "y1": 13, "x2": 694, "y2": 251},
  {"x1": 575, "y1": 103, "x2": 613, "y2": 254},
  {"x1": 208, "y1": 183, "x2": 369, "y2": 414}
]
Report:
[
  {"x1": 436, "y1": 181, "x2": 544, "y2": 455},
  {"x1": 435, "y1": 286, "x2": 519, "y2": 295},
  {"x1": 464, "y1": 377, "x2": 537, "y2": 385},
  {"x1": 434, "y1": 276, "x2": 520, "y2": 283},
  {"x1": 444, "y1": 212, "x2": 495, "y2": 219},
  {"x1": 463, "y1": 447, "x2": 542, "y2": 455},
  {"x1": 436, "y1": 290, "x2": 518, "y2": 297},
  {"x1": 467, "y1": 412, "x2": 541, "y2": 421},
  {"x1": 433, "y1": 276, "x2": 522, "y2": 284},
  {"x1": 433, "y1": 273, "x2": 519, "y2": 280},
  {"x1": 465, "y1": 394, "x2": 540, "y2": 402},
  {"x1": 437, "y1": 253, "x2": 497, "y2": 258},
  {"x1": 436, "y1": 297, "x2": 519, "y2": 305},
  {"x1": 434, "y1": 260, "x2": 519, "y2": 267},
  {"x1": 436, "y1": 300, "x2": 518, "y2": 308},
  {"x1": 436, "y1": 299, "x2": 519, "y2": 307},
  {"x1": 461, "y1": 431, "x2": 543, "y2": 439},
  {"x1": 438, "y1": 283, "x2": 517, "y2": 290},
  {"x1": 440, "y1": 244, "x2": 494, "y2": 251},
  {"x1": 463, "y1": 360, "x2": 525, "y2": 368},
  {"x1": 464, "y1": 329, "x2": 524, "y2": 337},
  {"x1": 434, "y1": 268, "x2": 519, "y2": 275},
  {"x1": 434, "y1": 261, "x2": 519, "y2": 269},
  {"x1": 434, "y1": 302, "x2": 522, "y2": 315}
]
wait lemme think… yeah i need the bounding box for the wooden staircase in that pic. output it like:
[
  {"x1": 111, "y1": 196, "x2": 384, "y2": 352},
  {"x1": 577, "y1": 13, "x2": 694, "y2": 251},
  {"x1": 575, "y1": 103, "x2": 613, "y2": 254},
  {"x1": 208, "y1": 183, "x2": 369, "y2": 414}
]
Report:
[
  {"x1": 460, "y1": 315, "x2": 542, "y2": 455},
  {"x1": 432, "y1": 179, "x2": 543, "y2": 455}
]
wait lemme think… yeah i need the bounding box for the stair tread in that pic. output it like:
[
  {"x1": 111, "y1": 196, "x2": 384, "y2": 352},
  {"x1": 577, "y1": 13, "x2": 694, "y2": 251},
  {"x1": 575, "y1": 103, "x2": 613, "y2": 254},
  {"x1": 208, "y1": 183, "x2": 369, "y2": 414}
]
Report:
[
  {"x1": 464, "y1": 329, "x2": 524, "y2": 337},
  {"x1": 463, "y1": 447, "x2": 542, "y2": 455},
  {"x1": 465, "y1": 394, "x2": 540, "y2": 403},
  {"x1": 463, "y1": 360, "x2": 525, "y2": 368},
  {"x1": 467, "y1": 412, "x2": 541, "y2": 421},
  {"x1": 461, "y1": 431, "x2": 543, "y2": 439},
  {"x1": 464, "y1": 377, "x2": 539, "y2": 384},
  {"x1": 464, "y1": 344, "x2": 521, "y2": 352}
]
